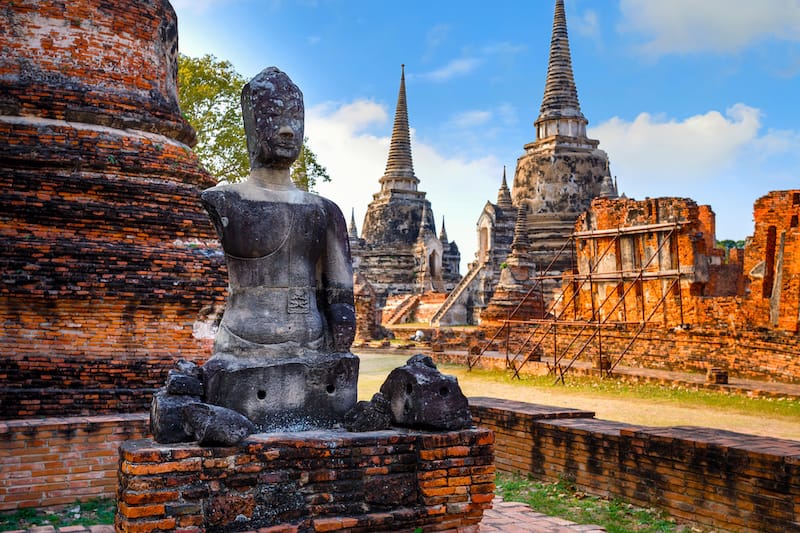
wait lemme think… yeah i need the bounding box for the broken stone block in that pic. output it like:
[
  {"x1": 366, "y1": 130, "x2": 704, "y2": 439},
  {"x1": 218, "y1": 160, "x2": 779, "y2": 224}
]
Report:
[
  {"x1": 183, "y1": 403, "x2": 256, "y2": 447},
  {"x1": 203, "y1": 352, "x2": 359, "y2": 432},
  {"x1": 343, "y1": 392, "x2": 392, "y2": 432},
  {"x1": 149, "y1": 389, "x2": 200, "y2": 444},
  {"x1": 379, "y1": 354, "x2": 472, "y2": 430},
  {"x1": 166, "y1": 370, "x2": 204, "y2": 397}
]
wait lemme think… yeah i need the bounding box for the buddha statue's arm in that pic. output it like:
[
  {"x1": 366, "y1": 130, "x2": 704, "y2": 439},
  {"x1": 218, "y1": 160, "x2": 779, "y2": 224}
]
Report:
[{"x1": 320, "y1": 198, "x2": 356, "y2": 352}]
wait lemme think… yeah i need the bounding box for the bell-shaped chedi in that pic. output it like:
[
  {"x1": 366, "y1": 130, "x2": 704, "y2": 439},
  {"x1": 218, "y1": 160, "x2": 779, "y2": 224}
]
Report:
[
  {"x1": 355, "y1": 65, "x2": 460, "y2": 306},
  {"x1": 512, "y1": 0, "x2": 616, "y2": 277},
  {"x1": 0, "y1": 0, "x2": 225, "y2": 418}
]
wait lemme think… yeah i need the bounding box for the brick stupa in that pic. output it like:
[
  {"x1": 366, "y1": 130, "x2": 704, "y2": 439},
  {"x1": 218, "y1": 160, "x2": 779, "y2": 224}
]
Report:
[{"x1": 0, "y1": 0, "x2": 226, "y2": 418}]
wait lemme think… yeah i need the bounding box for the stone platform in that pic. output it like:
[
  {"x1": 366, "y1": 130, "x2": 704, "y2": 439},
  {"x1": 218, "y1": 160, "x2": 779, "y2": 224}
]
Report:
[{"x1": 117, "y1": 428, "x2": 494, "y2": 532}]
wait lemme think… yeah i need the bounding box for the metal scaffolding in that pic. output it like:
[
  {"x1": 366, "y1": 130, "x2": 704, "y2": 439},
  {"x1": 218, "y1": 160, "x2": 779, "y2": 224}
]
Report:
[{"x1": 468, "y1": 222, "x2": 689, "y2": 383}]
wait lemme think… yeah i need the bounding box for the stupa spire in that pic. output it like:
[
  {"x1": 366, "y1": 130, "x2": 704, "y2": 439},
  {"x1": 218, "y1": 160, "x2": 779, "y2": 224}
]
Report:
[
  {"x1": 380, "y1": 64, "x2": 419, "y2": 193},
  {"x1": 535, "y1": 0, "x2": 588, "y2": 139},
  {"x1": 439, "y1": 216, "x2": 448, "y2": 242},
  {"x1": 348, "y1": 208, "x2": 359, "y2": 239},
  {"x1": 497, "y1": 166, "x2": 513, "y2": 209}
]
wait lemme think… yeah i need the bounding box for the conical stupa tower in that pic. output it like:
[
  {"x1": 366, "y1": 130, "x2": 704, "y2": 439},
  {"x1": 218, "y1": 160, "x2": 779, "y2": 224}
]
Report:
[
  {"x1": 356, "y1": 66, "x2": 459, "y2": 305},
  {"x1": 510, "y1": 0, "x2": 613, "y2": 276}
]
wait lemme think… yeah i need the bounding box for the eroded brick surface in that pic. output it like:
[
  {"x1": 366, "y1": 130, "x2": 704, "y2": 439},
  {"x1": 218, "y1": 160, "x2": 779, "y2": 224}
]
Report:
[
  {"x1": 116, "y1": 428, "x2": 495, "y2": 533},
  {"x1": 0, "y1": 0, "x2": 226, "y2": 418}
]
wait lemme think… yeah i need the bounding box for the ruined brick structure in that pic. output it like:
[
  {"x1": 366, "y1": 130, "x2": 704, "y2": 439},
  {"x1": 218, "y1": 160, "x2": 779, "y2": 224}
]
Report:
[
  {"x1": 351, "y1": 66, "x2": 460, "y2": 317},
  {"x1": 434, "y1": 0, "x2": 615, "y2": 326},
  {"x1": 744, "y1": 190, "x2": 800, "y2": 332},
  {"x1": 561, "y1": 197, "x2": 735, "y2": 326},
  {"x1": 117, "y1": 428, "x2": 494, "y2": 532},
  {"x1": 477, "y1": 192, "x2": 800, "y2": 381},
  {"x1": 0, "y1": 0, "x2": 225, "y2": 418}
]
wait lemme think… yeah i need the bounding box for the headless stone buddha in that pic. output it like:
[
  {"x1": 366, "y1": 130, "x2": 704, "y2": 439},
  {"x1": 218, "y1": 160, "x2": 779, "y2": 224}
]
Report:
[{"x1": 199, "y1": 67, "x2": 358, "y2": 431}]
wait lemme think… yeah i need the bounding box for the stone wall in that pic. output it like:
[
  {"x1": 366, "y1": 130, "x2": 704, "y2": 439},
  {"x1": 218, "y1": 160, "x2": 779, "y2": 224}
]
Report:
[
  {"x1": 117, "y1": 429, "x2": 495, "y2": 533},
  {"x1": 0, "y1": 414, "x2": 150, "y2": 511},
  {"x1": 471, "y1": 397, "x2": 800, "y2": 533},
  {"x1": 0, "y1": 0, "x2": 226, "y2": 418}
]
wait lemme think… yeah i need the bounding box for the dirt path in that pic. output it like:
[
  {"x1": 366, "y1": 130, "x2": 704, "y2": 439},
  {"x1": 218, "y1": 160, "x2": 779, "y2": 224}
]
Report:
[{"x1": 356, "y1": 352, "x2": 800, "y2": 441}]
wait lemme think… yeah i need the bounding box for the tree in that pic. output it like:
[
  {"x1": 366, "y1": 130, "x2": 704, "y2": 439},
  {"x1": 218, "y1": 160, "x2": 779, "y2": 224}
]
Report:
[
  {"x1": 178, "y1": 53, "x2": 248, "y2": 183},
  {"x1": 291, "y1": 137, "x2": 331, "y2": 192},
  {"x1": 178, "y1": 54, "x2": 331, "y2": 191}
]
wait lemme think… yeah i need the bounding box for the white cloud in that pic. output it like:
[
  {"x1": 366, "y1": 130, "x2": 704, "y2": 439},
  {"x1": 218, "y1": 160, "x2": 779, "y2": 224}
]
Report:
[
  {"x1": 417, "y1": 58, "x2": 483, "y2": 82},
  {"x1": 448, "y1": 110, "x2": 493, "y2": 128},
  {"x1": 591, "y1": 104, "x2": 761, "y2": 181},
  {"x1": 308, "y1": 100, "x2": 501, "y2": 271},
  {"x1": 572, "y1": 9, "x2": 600, "y2": 39},
  {"x1": 619, "y1": 0, "x2": 800, "y2": 55},
  {"x1": 590, "y1": 103, "x2": 799, "y2": 240},
  {"x1": 424, "y1": 24, "x2": 450, "y2": 61}
]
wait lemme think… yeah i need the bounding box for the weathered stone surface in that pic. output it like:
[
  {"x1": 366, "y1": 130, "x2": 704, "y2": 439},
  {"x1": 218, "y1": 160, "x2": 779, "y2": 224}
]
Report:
[
  {"x1": 166, "y1": 371, "x2": 204, "y2": 397},
  {"x1": 352, "y1": 67, "x2": 460, "y2": 308},
  {"x1": 151, "y1": 67, "x2": 359, "y2": 441},
  {"x1": 183, "y1": 403, "x2": 256, "y2": 447},
  {"x1": 149, "y1": 390, "x2": 199, "y2": 444},
  {"x1": 343, "y1": 392, "x2": 392, "y2": 432},
  {"x1": 379, "y1": 354, "x2": 472, "y2": 430},
  {"x1": 203, "y1": 352, "x2": 359, "y2": 431}
]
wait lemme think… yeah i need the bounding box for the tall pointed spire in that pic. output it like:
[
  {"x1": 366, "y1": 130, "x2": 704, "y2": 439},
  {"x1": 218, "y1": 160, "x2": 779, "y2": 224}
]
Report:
[
  {"x1": 511, "y1": 204, "x2": 530, "y2": 252},
  {"x1": 535, "y1": 0, "x2": 588, "y2": 140},
  {"x1": 497, "y1": 166, "x2": 513, "y2": 209},
  {"x1": 348, "y1": 208, "x2": 359, "y2": 240},
  {"x1": 417, "y1": 202, "x2": 435, "y2": 240},
  {"x1": 380, "y1": 64, "x2": 419, "y2": 194},
  {"x1": 439, "y1": 216, "x2": 448, "y2": 242}
]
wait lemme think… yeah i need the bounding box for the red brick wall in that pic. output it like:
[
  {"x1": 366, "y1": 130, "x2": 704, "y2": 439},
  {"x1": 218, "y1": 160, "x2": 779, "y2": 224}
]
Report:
[
  {"x1": 117, "y1": 429, "x2": 495, "y2": 533},
  {"x1": 496, "y1": 322, "x2": 800, "y2": 382},
  {"x1": 0, "y1": 414, "x2": 150, "y2": 511},
  {"x1": 471, "y1": 397, "x2": 800, "y2": 533},
  {"x1": 0, "y1": 0, "x2": 226, "y2": 418},
  {"x1": 744, "y1": 190, "x2": 800, "y2": 332}
]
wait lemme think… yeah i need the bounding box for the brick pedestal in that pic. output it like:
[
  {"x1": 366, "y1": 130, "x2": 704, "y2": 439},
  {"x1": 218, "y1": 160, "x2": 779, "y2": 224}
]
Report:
[{"x1": 117, "y1": 428, "x2": 494, "y2": 533}]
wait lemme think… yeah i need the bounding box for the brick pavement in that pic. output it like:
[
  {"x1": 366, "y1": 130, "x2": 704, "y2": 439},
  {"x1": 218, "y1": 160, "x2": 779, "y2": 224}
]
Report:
[{"x1": 10, "y1": 497, "x2": 605, "y2": 533}]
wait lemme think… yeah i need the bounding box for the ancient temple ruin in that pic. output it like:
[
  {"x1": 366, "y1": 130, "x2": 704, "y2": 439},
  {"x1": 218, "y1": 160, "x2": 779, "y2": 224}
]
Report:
[
  {"x1": 433, "y1": 0, "x2": 614, "y2": 326},
  {"x1": 0, "y1": 0, "x2": 225, "y2": 418},
  {"x1": 351, "y1": 66, "x2": 460, "y2": 323}
]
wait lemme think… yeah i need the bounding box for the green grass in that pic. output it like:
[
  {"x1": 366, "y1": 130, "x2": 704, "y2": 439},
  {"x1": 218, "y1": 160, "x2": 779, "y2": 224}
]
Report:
[
  {"x1": 444, "y1": 365, "x2": 800, "y2": 419},
  {"x1": 495, "y1": 472, "x2": 688, "y2": 533},
  {"x1": 0, "y1": 498, "x2": 115, "y2": 531}
]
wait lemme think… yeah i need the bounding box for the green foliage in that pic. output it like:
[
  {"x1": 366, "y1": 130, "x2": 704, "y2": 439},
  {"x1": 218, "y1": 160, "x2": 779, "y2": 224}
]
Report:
[
  {"x1": 178, "y1": 54, "x2": 330, "y2": 191},
  {"x1": 442, "y1": 365, "x2": 800, "y2": 419},
  {"x1": 291, "y1": 137, "x2": 331, "y2": 192},
  {"x1": 178, "y1": 53, "x2": 248, "y2": 183},
  {"x1": 717, "y1": 239, "x2": 745, "y2": 250},
  {"x1": 495, "y1": 473, "x2": 683, "y2": 532},
  {"x1": 0, "y1": 498, "x2": 115, "y2": 531}
]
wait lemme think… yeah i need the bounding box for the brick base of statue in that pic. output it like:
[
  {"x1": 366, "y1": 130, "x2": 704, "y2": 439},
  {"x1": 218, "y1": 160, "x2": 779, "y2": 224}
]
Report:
[{"x1": 116, "y1": 427, "x2": 494, "y2": 533}]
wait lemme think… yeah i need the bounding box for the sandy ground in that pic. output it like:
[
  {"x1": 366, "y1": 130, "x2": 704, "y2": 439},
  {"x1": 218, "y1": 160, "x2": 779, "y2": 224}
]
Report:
[{"x1": 356, "y1": 351, "x2": 800, "y2": 441}]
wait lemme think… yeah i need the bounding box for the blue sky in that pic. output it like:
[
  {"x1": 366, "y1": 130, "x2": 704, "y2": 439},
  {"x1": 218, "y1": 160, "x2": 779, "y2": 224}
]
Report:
[{"x1": 173, "y1": 0, "x2": 800, "y2": 270}]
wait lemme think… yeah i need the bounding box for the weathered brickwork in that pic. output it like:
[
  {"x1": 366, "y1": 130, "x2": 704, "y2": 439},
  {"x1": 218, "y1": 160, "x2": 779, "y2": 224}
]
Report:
[
  {"x1": 0, "y1": 0, "x2": 226, "y2": 418},
  {"x1": 744, "y1": 190, "x2": 800, "y2": 333},
  {"x1": 562, "y1": 197, "x2": 738, "y2": 326},
  {"x1": 492, "y1": 323, "x2": 800, "y2": 382},
  {"x1": 471, "y1": 397, "x2": 800, "y2": 533},
  {"x1": 0, "y1": 414, "x2": 150, "y2": 511},
  {"x1": 117, "y1": 428, "x2": 495, "y2": 533},
  {"x1": 0, "y1": 0, "x2": 193, "y2": 144}
]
